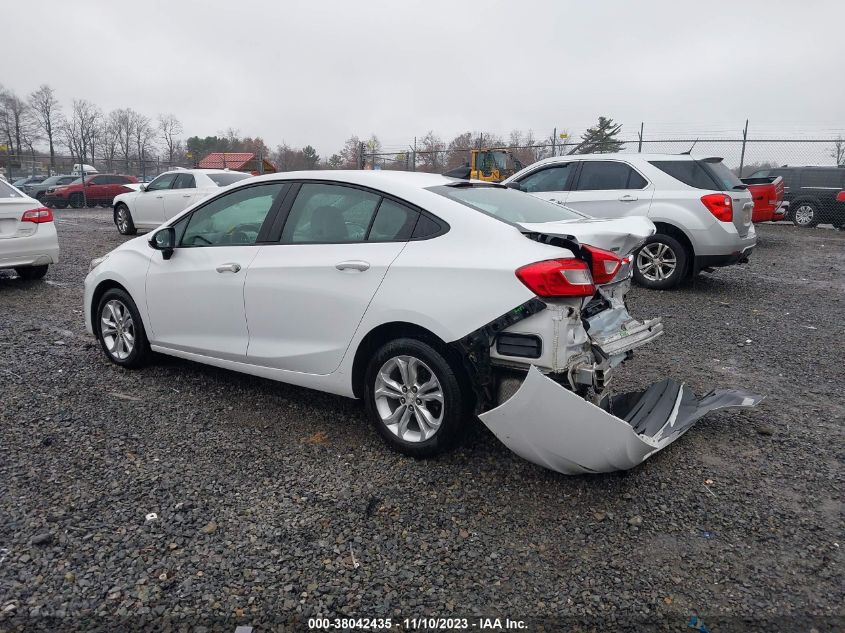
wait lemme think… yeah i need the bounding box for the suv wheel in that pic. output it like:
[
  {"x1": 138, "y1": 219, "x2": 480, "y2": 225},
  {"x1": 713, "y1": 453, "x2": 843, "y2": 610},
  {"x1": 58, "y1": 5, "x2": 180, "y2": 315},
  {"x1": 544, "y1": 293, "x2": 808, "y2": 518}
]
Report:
[
  {"x1": 364, "y1": 338, "x2": 467, "y2": 458},
  {"x1": 115, "y1": 204, "x2": 137, "y2": 235},
  {"x1": 96, "y1": 289, "x2": 150, "y2": 368},
  {"x1": 633, "y1": 234, "x2": 688, "y2": 290},
  {"x1": 792, "y1": 202, "x2": 819, "y2": 227}
]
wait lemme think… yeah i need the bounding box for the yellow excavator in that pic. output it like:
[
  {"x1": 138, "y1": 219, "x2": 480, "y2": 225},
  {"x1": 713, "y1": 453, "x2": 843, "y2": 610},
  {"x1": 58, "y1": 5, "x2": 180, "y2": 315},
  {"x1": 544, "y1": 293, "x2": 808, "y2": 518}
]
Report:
[{"x1": 444, "y1": 149, "x2": 524, "y2": 183}]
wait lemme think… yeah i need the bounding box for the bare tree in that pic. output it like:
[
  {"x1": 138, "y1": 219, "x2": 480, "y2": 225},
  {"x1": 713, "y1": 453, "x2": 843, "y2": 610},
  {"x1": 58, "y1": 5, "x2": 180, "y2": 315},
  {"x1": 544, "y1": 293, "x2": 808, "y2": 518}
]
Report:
[
  {"x1": 0, "y1": 86, "x2": 31, "y2": 158},
  {"x1": 158, "y1": 113, "x2": 183, "y2": 164},
  {"x1": 338, "y1": 135, "x2": 362, "y2": 169},
  {"x1": 99, "y1": 115, "x2": 120, "y2": 172},
  {"x1": 831, "y1": 136, "x2": 845, "y2": 167},
  {"x1": 28, "y1": 85, "x2": 62, "y2": 172},
  {"x1": 109, "y1": 108, "x2": 141, "y2": 171},
  {"x1": 133, "y1": 114, "x2": 156, "y2": 176},
  {"x1": 417, "y1": 131, "x2": 445, "y2": 172}
]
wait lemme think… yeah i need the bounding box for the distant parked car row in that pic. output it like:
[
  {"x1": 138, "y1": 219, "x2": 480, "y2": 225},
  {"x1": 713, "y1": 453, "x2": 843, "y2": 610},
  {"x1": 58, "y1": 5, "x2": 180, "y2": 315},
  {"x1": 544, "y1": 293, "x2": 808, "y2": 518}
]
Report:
[{"x1": 745, "y1": 165, "x2": 845, "y2": 228}]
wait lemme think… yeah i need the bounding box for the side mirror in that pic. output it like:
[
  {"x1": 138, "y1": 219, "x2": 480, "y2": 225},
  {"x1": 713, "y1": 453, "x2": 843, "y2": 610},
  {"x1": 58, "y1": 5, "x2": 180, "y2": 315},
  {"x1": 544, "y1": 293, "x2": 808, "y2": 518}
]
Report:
[
  {"x1": 505, "y1": 181, "x2": 523, "y2": 191},
  {"x1": 149, "y1": 226, "x2": 176, "y2": 260},
  {"x1": 139, "y1": 184, "x2": 147, "y2": 192}
]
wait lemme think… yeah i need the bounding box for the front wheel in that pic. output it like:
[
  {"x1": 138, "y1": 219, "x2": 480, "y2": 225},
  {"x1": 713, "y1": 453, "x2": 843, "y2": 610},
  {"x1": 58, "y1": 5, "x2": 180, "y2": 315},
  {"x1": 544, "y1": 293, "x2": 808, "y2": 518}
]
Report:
[
  {"x1": 791, "y1": 202, "x2": 819, "y2": 227},
  {"x1": 115, "y1": 204, "x2": 137, "y2": 235},
  {"x1": 53, "y1": 201, "x2": 68, "y2": 209},
  {"x1": 96, "y1": 289, "x2": 150, "y2": 368},
  {"x1": 15, "y1": 265, "x2": 48, "y2": 280},
  {"x1": 364, "y1": 338, "x2": 467, "y2": 458},
  {"x1": 633, "y1": 234, "x2": 688, "y2": 290}
]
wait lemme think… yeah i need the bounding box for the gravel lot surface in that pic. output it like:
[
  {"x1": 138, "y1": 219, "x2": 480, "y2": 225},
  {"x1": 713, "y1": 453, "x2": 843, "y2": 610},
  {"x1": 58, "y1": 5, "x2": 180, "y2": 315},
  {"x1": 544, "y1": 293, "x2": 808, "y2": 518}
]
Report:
[{"x1": 1, "y1": 209, "x2": 842, "y2": 632}]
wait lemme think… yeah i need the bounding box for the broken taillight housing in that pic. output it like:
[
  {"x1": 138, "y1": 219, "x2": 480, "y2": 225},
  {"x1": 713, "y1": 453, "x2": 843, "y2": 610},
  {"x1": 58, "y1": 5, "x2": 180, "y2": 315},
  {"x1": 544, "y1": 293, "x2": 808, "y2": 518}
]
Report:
[
  {"x1": 516, "y1": 258, "x2": 596, "y2": 297},
  {"x1": 21, "y1": 207, "x2": 54, "y2": 223},
  {"x1": 700, "y1": 193, "x2": 733, "y2": 222},
  {"x1": 582, "y1": 245, "x2": 623, "y2": 284}
]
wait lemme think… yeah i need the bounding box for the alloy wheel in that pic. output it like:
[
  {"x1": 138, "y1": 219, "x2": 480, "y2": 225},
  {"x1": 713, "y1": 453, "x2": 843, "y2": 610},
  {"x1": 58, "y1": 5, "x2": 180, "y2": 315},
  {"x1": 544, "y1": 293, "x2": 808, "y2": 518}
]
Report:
[
  {"x1": 373, "y1": 355, "x2": 444, "y2": 443},
  {"x1": 100, "y1": 299, "x2": 135, "y2": 360},
  {"x1": 794, "y1": 204, "x2": 815, "y2": 226},
  {"x1": 637, "y1": 242, "x2": 677, "y2": 282},
  {"x1": 117, "y1": 208, "x2": 129, "y2": 233}
]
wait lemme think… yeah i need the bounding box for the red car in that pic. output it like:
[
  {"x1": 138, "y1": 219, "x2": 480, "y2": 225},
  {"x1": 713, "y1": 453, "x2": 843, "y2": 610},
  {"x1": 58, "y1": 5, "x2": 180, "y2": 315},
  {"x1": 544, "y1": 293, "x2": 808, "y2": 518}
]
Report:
[{"x1": 45, "y1": 174, "x2": 138, "y2": 209}]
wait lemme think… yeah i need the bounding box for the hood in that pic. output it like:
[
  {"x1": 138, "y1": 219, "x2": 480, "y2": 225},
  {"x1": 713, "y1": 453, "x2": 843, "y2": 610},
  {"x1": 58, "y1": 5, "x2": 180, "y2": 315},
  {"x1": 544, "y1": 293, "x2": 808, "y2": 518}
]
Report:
[{"x1": 517, "y1": 216, "x2": 655, "y2": 256}]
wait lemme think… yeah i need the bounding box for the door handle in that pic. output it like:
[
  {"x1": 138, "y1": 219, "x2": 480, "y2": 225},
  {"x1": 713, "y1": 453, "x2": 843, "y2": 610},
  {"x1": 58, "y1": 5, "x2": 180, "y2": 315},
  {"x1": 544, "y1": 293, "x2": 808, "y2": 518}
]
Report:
[
  {"x1": 215, "y1": 263, "x2": 242, "y2": 273},
  {"x1": 182, "y1": 194, "x2": 192, "y2": 198},
  {"x1": 155, "y1": 195, "x2": 164, "y2": 199},
  {"x1": 618, "y1": 194, "x2": 638, "y2": 202},
  {"x1": 335, "y1": 260, "x2": 370, "y2": 272}
]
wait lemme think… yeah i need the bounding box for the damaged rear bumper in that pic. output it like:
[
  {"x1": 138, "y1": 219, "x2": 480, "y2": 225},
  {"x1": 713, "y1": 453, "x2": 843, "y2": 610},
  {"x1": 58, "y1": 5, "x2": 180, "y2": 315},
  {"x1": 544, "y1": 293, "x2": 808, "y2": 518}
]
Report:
[{"x1": 479, "y1": 366, "x2": 763, "y2": 475}]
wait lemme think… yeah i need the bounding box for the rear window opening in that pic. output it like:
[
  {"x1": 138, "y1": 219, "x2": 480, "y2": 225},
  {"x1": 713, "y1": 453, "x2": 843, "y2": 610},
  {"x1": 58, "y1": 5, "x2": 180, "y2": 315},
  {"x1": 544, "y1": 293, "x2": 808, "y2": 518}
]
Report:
[
  {"x1": 429, "y1": 184, "x2": 587, "y2": 225},
  {"x1": 650, "y1": 159, "x2": 745, "y2": 191}
]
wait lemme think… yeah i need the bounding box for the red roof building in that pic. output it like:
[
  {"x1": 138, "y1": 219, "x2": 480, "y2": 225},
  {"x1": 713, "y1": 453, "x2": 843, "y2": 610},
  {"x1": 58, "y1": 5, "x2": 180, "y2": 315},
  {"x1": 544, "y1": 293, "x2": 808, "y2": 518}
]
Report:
[{"x1": 197, "y1": 152, "x2": 276, "y2": 174}]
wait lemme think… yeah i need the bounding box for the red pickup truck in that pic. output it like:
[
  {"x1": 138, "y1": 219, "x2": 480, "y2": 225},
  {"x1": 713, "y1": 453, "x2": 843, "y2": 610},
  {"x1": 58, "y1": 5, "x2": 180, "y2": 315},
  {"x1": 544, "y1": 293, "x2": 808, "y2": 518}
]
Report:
[
  {"x1": 740, "y1": 175, "x2": 785, "y2": 222},
  {"x1": 45, "y1": 174, "x2": 137, "y2": 209}
]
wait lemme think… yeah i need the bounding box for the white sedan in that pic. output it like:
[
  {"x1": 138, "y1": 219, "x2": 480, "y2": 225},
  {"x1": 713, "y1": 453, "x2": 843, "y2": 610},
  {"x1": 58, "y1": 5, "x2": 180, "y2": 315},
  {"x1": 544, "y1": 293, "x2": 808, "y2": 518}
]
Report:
[
  {"x1": 0, "y1": 179, "x2": 59, "y2": 280},
  {"x1": 85, "y1": 171, "x2": 761, "y2": 474},
  {"x1": 112, "y1": 168, "x2": 251, "y2": 235}
]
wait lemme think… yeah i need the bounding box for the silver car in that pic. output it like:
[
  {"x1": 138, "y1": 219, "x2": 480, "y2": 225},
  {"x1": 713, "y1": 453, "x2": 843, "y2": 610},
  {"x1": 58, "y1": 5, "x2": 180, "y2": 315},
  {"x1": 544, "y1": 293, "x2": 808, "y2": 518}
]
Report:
[{"x1": 503, "y1": 153, "x2": 756, "y2": 289}]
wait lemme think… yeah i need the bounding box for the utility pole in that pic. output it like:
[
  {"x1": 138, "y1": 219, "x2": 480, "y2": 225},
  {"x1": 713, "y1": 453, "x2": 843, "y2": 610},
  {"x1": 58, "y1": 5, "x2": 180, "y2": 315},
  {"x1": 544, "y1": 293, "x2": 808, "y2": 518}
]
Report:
[
  {"x1": 551, "y1": 128, "x2": 556, "y2": 157},
  {"x1": 358, "y1": 142, "x2": 364, "y2": 169},
  {"x1": 637, "y1": 122, "x2": 644, "y2": 153},
  {"x1": 739, "y1": 119, "x2": 749, "y2": 177}
]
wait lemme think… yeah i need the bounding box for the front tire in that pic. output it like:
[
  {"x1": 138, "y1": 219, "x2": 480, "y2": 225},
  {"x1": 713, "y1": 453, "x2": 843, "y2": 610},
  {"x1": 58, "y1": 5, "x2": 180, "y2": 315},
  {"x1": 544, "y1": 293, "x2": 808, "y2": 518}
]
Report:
[
  {"x1": 364, "y1": 338, "x2": 467, "y2": 458},
  {"x1": 115, "y1": 204, "x2": 137, "y2": 235},
  {"x1": 96, "y1": 289, "x2": 150, "y2": 368},
  {"x1": 15, "y1": 265, "x2": 48, "y2": 280},
  {"x1": 791, "y1": 202, "x2": 819, "y2": 227},
  {"x1": 633, "y1": 233, "x2": 688, "y2": 289},
  {"x1": 53, "y1": 201, "x2": 68, "y2": 209}
]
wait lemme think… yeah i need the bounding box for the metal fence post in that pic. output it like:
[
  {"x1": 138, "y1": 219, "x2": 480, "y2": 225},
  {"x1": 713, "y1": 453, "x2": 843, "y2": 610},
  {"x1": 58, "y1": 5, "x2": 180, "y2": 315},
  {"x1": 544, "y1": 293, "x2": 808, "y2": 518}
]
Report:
[
  {"x1": 637, "y1": 122, "x2": 644, "y2": 153},
  {"x1": 739, "y1": 119, "x2": 749, "y2": 177}
]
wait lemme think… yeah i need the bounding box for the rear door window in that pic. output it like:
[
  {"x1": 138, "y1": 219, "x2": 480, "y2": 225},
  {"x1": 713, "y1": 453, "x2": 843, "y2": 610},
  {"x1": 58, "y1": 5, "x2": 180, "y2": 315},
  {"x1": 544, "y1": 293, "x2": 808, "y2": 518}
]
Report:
[
  {"x1": 574, "y1": 161, "x2": 647, "y2": 190},
  {"x1": 173, "y1": 174, "x2": 196, "y2": 189},
  {"x1": 517, "y1": 163, "x2": 575, "y2": 193},
  {"x1": 281, "y1": 183, "x2": 380, "y2": 243}
]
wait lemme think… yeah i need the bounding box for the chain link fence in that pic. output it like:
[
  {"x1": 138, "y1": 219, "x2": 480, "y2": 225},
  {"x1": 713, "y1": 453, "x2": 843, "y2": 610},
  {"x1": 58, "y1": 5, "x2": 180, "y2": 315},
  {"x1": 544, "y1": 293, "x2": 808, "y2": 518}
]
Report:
[{"x1": 3, "y1": 137, "x2": 844, "y2": 181}]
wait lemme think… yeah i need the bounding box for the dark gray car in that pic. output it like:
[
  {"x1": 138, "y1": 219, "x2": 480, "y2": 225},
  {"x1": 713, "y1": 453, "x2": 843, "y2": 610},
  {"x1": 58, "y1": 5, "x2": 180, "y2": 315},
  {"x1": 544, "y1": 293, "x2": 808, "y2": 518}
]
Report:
[{"x1": 28, "y1": 175, "x2": 78, "y2": 204}]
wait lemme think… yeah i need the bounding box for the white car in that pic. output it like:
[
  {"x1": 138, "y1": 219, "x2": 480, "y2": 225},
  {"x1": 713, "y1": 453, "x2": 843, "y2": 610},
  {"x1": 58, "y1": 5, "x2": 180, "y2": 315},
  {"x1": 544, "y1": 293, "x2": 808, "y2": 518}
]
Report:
[
  {"x1": 84, "y1": 171, "x2": 760, "y2": 474},
  {"x1": 112, "y1": 169, "x2": 251, "y2": 235},
  {"x1": 503, "y1": 153, "x2": 757, "y2": 289},
  {"x1": 0, "y1": 179, "x2": 59, "y2": 280}
]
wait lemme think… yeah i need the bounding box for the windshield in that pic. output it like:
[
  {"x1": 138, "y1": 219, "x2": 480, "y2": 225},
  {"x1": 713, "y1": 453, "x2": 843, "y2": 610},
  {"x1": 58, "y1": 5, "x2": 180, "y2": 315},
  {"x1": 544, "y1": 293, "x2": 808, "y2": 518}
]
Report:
[
  {"x1": 429, "y1": 184, "x2": 587, "y2": 225},
  {"x1": 208, "y1": 172, "x2": 251, "y2": 187}
]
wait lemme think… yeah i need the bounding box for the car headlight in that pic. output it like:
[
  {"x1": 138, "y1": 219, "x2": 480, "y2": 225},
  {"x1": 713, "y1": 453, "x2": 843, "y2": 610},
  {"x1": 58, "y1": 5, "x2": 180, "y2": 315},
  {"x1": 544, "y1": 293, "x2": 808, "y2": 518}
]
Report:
[{"x1": 89, "y1": 255, "x2": 109, "y2": 272}]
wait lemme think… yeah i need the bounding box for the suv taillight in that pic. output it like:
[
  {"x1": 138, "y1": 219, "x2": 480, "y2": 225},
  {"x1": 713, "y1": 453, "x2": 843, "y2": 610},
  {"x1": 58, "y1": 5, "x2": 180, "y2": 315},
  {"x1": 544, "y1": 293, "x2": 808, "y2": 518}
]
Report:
[
  {"x1": 516, "y1": 258, "x2": 595, "y2": 297},
  {"x1": 836, "y1": 191, "x2": 845, "y2": 202},
  {"x1": 582, "y1": 245, "x2": 623, "y2": 284},
  {"x1": 701, "y1": 193, "x2": 733, "y2": 222},
  {"x1": 21, "y1": 207, "x2": 53, "y2": 223}
]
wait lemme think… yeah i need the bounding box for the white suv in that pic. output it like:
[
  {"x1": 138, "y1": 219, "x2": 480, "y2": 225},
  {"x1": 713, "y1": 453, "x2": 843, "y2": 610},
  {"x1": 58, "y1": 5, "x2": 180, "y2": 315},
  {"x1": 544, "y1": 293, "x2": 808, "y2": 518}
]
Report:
[{"x1": 503, "y1": 154, "x2": 756, "y2": 289}]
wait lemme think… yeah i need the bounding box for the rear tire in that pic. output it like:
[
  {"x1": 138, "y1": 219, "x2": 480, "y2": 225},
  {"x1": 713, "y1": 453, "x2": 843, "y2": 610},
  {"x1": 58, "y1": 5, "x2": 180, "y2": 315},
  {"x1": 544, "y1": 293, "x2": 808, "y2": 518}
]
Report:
[
  {"x1": 791, "y1": 201, "x2": 819, "y2": 227},
  {"x1": 115, "y1": 204, "x2": 137, "y2": 235},
  {"x1": 53, "y1": 201, "x2": 68, "y2": 209},
  {"x1": 633, "y1": 233, "x2": 688, "y2": 290},
  {"x1": 95, "y1": 288, "x2": 150, "y2": 368},
  {"x1": 364, "y1": 337, "x2": 467, "y2": 458},
  {"x1": 69, "y1": 193, "x2": 85, "y2": 209},
  {"x1": 15, "y1": 265, "x2": 48, "y2": 280}
]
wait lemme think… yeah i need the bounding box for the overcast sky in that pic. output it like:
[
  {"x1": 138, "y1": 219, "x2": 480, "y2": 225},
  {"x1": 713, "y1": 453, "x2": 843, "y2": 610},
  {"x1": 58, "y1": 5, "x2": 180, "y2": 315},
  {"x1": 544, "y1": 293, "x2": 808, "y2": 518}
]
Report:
[{"x1": 5, "y1": 0, "x2": 845, "y2": 155}]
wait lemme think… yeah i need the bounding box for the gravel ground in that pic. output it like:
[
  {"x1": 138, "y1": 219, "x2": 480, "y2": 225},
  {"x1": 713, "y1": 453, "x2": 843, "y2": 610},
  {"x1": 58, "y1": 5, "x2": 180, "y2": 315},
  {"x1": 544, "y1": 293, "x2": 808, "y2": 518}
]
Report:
[{"x1": 0, "y1": 209, "x2": 842, "y2": 632}]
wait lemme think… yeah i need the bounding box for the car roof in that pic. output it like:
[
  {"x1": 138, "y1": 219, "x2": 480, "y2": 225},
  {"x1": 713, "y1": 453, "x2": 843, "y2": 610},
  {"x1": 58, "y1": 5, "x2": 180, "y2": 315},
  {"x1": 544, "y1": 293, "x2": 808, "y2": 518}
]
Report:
[{"x1": 249, "y1": 170, "x2": 456, "y2": 188}]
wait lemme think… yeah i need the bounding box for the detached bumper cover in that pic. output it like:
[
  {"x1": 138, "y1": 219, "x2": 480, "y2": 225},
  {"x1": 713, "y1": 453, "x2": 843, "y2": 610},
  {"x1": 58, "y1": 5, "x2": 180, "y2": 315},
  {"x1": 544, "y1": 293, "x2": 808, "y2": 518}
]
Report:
[{"x1": 479, "y1": 366, "x2": 763, "y2": 474}]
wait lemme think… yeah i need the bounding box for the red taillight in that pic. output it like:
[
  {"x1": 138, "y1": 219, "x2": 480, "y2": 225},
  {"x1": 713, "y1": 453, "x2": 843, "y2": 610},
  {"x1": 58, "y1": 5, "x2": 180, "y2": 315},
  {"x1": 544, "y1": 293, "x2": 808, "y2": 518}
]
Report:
[
  {"x1": 701, "y1": 193, "x2": 733, "y2": 222},
  {"x1": 836, "y1": 191, "x2": 845, "y2": 202},
  {"x1": 516, "y1": 258, "x2": 595, "y2": 297},
  {"x1": 582, "y1": 245, "x2": 623, "y2": 284},
  {"x1": 21, "y1": 207, "x2": 53, "y2": 223}
]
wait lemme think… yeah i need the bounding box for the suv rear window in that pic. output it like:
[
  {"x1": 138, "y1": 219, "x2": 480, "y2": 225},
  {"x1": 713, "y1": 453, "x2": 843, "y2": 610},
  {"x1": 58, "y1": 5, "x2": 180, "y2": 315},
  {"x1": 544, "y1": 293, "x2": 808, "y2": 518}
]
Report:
[
  {"x1": 650, "y1": 159, "x2": 744, "y2": 191},
  {"x1": 429, "y1": 184, "x2": 586, "y2": 224},
  {"x1": 208, "y1": 172, "x2": 251, "y2": 187}
]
